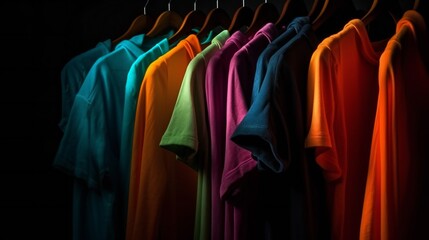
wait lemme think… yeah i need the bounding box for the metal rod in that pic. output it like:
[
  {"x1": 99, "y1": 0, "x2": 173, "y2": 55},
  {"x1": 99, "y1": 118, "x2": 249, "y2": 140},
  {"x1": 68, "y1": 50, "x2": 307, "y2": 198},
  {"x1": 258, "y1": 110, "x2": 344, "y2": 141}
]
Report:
[{"x1": 144, "y1": 0, "x2": 150, "y2": 15}]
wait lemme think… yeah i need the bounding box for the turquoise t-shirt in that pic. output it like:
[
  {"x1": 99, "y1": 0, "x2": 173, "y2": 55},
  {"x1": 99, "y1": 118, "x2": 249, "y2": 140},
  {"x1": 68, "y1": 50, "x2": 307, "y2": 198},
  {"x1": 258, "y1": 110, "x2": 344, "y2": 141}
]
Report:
[
  {"x1": 53, "y1": 32, "x2": 171, "y2": 240},
  {"x1": 119, "y1": 37, "x2": 171, "y2": 232}
]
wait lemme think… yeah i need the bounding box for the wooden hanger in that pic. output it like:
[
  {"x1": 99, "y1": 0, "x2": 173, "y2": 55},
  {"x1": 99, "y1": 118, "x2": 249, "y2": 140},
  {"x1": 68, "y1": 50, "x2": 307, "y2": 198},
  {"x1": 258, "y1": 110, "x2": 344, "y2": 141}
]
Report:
[
  {"x1": 228, "y1": 1, "x2": 254, "y2": 33},
  {"x1": 412, "y1": 0, "x2": 429, "y2": 72},
  {"x1": 145, "y1": 1, "x2": 183, "y2": 38},
  {"x1": 168, "y1": 1, "x2": 206, "y2": 45},
  {"x1": 413, "y1": 0, "x2": 429, "y2": 19},
  {"x1": 311, "y1": 0, "x2": 357, "y2": 34},
  {"x1": 413, "y1": 0, "x2": 420, "y2": 9},
  {"x1": 112, "y1": 1, "x2": 154, "y2": 47},
  {"x1": 196, "y1": 0, "x2": 231, "y2": 40},
  {"x1": 308, "y1": 0, "x2": 324, "y2": 22},
  {"x1": 360, "y1": 0, "x2": 402, "y2": 25},
  {"x1": 275, "y1": 0, "x2": 308, "y2": 29},
  {"x1": 245, "y1": 1, "x2": 279, "y2": 37},
  {"x1": 361, "y1": 0, "x2": 386, "y2": 25},
  {"x1": 360, "y1": 0, "x2": 402, "y2": 41}
]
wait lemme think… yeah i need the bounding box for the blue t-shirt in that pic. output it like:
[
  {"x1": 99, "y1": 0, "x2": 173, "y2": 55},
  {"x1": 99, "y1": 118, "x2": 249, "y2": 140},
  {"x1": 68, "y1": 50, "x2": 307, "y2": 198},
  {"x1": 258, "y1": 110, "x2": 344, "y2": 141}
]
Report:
[
  {"x1": 252, "y1": 16, "x2": 310, "y2": 102},
  {"x1": 53, "y1": 32, "x2": 171, "y2": 240},
  {"x1": 232, "y1": 16, "x2": 312, "y2": 172}
]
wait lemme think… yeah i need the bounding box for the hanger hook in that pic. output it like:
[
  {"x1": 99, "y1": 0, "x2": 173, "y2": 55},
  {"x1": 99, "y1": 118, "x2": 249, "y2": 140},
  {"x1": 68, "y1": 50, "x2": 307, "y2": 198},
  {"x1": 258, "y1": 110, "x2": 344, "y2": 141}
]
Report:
[
  {"x1": 168, "y1": 0, "x2": 171, "y2": 11},
  {"x1": 194, "y1": 0, "x2": 197, "y2": 11},
  {"x1": 144, "y1": 0, "x2": 150, "y2": 15},
  {"x1": 216, "y1": 0, "x2": 219, "y2": 8},
  {"x1": 242, "y1": 0, "x2": 245, "y2": 7}
]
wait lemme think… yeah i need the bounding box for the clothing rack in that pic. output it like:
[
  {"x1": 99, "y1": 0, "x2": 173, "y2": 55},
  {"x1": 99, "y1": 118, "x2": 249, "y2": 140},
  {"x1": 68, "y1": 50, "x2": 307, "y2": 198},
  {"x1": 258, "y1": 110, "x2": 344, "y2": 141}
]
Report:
[{"x1": 54, "y1": 1, "x2": 429, "y2": 240}]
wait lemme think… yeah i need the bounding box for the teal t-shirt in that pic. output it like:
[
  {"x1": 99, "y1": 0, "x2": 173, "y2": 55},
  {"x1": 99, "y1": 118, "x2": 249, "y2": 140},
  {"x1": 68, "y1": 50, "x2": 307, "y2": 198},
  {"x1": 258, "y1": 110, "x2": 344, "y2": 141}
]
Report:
[
  {"x1": 53, "y1": 32, "x2": 171, "y2": 240},
  {"x1": 59, "y1": 39, "x2": 112, "y2": 132},
  {"x1": 119, "y1": 37, "x2": 171, "y2": 233}
]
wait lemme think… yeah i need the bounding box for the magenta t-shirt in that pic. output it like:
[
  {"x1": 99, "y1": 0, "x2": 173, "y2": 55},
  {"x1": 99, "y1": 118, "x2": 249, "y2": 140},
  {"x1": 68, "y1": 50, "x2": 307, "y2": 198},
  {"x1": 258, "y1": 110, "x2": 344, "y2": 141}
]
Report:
[
  {"x1": 205, "y1": 30, "x2": 249, "y2": 240},
  {"x1": 223, "y1": 23, "x2": 279, "y2": 240},
  {"x1": 222, "y1": 23, "x2": 279, "y2": 199}
]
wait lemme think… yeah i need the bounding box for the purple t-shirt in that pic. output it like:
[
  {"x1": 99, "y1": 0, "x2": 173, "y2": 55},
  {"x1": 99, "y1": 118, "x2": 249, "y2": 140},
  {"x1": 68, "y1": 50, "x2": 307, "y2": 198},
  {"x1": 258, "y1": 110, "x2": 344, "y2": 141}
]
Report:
[
  {"x1": 223, "y1": 23, "x2": 279, "y2": 240},
  {"x1": 205, "y1": 30, "x2": 249, "y2": 240},
  {"x1": 222, "y1": 22, "x2": 279, "y2": 199}
]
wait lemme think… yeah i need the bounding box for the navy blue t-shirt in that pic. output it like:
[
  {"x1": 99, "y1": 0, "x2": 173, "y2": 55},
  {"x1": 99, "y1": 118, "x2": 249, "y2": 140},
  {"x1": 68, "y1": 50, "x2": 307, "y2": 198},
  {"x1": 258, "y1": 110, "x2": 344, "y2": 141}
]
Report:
[
  {"x1": 231, "y1": 17, "x2": 330, "y2": 240},
  {"x1": 251, "y1": 16, "x2": 311, "y2": 102}
]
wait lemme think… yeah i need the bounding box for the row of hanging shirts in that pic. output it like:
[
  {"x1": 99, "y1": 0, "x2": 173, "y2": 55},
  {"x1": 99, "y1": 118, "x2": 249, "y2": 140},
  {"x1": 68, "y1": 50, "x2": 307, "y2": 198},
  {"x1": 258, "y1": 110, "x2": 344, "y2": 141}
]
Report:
[{"x1": 54, "y1": 0, "x2": 428, "y2": 240}]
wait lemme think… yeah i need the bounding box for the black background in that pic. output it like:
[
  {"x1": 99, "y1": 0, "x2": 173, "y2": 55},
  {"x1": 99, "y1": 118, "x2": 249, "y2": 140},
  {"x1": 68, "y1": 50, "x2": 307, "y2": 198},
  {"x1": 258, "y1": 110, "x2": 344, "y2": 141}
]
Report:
[{"x1": 0, "y1": 0, "x2": 422, "y2": 238}]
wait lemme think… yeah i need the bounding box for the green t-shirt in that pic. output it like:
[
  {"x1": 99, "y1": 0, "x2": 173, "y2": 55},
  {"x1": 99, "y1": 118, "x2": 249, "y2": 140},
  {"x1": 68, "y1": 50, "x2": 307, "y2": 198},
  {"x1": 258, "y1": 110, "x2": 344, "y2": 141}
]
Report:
[{"x1": 160, "y1": 29, "x2": 230, "y2": 240}]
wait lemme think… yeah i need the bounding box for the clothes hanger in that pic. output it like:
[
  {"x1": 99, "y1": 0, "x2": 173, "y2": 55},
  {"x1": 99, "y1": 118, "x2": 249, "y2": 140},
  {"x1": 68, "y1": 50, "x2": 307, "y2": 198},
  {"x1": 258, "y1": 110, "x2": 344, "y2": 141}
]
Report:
[
  {"x1": 308, "y1": 0, "x2": 324, "y2": 22},
  {"x1": 360, "y1": 0, "x2": 401, "y2": 41},
  {"x1": 245, "y1": 0, "x2": 280, "y2": 37},
  {"x1": 112, "y1": 0, "x2": 155, "y2": 47},
  {"x1": 145, "y1": 0, "x2": 183, "y2": 38},
  {"x1": 311, "y1": 0, "x2": 357, "y2": 37},
  {"x1": 275, "y1": 0, "x2": 308, "y2": 29},
  {"x1": 196, "y1": 0, "x2": 231, "y2": 40},
  {"x1": 228, "y1": 0, "x2": 254, "y2": 33},
  {"x1": 413, "y1": 0, "x2": 429, "y2": 32},
  {"x1": 412, "y1": 0, "x2": 429, "y2": 72},
  {"x1": 312, "y1": 0, "x2": 355, "y2": 30},
  {"x1": 413, "y1": 0, "x2": 429, "y2": 20},
  {"x1": 396, "y1": 0, "x2": 417, "y2": 12},
  {"x1": 361, "y1": 0, "x2": 382, "y2": 25},
  {"x1": 413, "y1": 0, "x2": 420, "y2": 9},
  {"x1": 168, "y1": 0, "x2": 207, "y2": 45}
]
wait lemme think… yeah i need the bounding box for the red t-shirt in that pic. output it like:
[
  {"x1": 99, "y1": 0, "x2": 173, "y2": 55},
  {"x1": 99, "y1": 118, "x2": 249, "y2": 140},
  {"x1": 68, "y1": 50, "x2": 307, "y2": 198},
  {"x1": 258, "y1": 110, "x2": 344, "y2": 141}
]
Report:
[
  {"x1": 360, "y1": 10, "x2": 429, "y2": 240},
  {"x1": 306, "y1": 19, "x2": 386, "y2": 240}
]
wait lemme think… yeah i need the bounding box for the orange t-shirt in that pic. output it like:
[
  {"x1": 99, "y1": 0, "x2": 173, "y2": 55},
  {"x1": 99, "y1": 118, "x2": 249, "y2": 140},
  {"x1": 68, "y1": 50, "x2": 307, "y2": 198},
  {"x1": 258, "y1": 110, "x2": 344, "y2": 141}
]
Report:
[
  {"x1": 126, "y1": 34, "x2": 201, "y2": 240},
  {"x1": 360, "y1": 10, "x2": 429, "y2": 240},
  {"x1": 306, "y1": 19, "x2": 386, "y2": 240}
]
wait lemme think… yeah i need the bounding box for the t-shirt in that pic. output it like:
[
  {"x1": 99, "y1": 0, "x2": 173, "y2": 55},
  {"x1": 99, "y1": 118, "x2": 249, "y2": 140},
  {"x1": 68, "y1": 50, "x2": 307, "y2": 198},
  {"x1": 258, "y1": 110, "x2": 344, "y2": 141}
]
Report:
[
  {"x1": 231, "y1": 17, "x2": 330, "y2": 240},
  {"x1": 204, "y1": 30, "x2": 249, "y2": 240},
  {"x1": 360, "y1": 10, "x2": 429, "y2": 240},
  {"x1": 231, "y1": 16, "x2": 312, "y2": 172},
  {"x1": 59, "y1": 39, "x2": 112, "y2": 132},
  {"x1": 159, "y1": 30, "x2": 230, "y2": 240},
  {"x1": 251, "y1": 17, "x2": 309, "y2": 101},
  {"x1": 119, "y1": 37, "x2": 171, "y2": 239},
  {"x1": 305, "y1": 19, "x2": 387, "y2": 240},
  {"x1": 53, "y1": 33, "x2": 166, "y2": 240},
  {"x1": 126, "y1": 34, "x2": 201, "y2": 240},
  {"x1": 222, "y1": 22, "x2": 279, "y2": 240},
  {"x1": 228, "y1": 16, "x2": 309, "y2": 174},
  {"x1": 222, "y1": 22, "x2": 279, "y2": 199}
]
